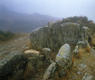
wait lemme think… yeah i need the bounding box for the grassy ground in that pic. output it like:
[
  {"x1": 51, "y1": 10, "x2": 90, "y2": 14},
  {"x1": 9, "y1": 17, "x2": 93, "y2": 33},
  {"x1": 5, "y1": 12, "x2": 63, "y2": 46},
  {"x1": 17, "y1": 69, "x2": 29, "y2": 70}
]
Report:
[{"x1": 66, "y1": 48, "x2": 95, "y2": 80}]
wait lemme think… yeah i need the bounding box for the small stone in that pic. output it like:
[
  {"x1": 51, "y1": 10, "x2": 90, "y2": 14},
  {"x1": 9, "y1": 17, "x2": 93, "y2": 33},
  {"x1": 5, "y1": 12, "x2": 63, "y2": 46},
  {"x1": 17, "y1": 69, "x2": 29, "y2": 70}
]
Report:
[
  {"x1": 42, "y1": 48, "x2": 51, "y2": 52},
  {"x1": 78, "y1": 64, "x2": 87, "y2": 70},
  {"x1": 24, "y1": 49, "x2": 40, "y2": 55},
  {"x1": 77, "y1": 71, "x2": 81, "y2": 75}
]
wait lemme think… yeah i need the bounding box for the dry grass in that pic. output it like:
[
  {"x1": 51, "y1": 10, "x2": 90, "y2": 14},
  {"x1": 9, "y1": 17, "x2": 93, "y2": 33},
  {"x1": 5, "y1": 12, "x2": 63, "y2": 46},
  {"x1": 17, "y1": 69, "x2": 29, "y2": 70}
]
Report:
[
  {"x1": 67, "y1": 48, "x2": 95, "y2": 80},
  {"x1": 23, "y1": 45, "x2": 95, "y2": 80}
]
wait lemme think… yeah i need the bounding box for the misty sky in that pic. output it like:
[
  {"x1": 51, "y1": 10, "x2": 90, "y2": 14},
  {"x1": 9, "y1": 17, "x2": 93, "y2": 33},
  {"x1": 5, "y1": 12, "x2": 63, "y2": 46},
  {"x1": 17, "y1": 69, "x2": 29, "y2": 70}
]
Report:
[{"x1": 0, "y1": 0, "x2": 95, "y2": 20}]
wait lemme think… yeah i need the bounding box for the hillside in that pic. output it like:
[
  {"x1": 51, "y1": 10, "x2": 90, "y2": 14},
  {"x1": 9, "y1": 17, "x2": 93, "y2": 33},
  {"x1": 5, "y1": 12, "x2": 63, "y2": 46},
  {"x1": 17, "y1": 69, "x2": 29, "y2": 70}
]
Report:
[
  {"x1": 0, "y1": 33, "x2": 95, "y2": 80},
  {"x1": 28, "y1": 16, "x2": 95, "y2": 80},
  {"x1": 0, "y1": 31, "x2": 14, "y2": 41},
  {"x1": 0, "y1": 6, "x2": 58, "y2": 32},
  {"x1": 0, "y1": 16, "x2": 95, "y2": 80}
]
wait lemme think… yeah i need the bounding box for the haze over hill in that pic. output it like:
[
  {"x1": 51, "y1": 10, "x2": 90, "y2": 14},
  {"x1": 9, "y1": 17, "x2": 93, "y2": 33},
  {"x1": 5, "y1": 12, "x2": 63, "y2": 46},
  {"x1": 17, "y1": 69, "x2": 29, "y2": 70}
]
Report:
[
  {"x1": 1, "y1": 0, "x2": 95, "y2": 21},
  {"x1": 0, "y1": 0, "x2": 95, "y2": 32},
  {"x1": 0, "y1": 6, "x2": 58, "y2": 32}
]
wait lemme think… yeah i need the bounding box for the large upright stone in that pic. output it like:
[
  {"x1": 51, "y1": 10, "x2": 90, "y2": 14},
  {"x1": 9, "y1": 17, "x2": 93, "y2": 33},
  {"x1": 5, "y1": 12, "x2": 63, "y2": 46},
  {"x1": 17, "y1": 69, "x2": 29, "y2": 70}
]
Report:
[
  {"x1": 55, "y1": 44, "x2": 73, "y2": 77},
  {"x1": 56, "y1": 44, "x2": 72, "y2": 64}
]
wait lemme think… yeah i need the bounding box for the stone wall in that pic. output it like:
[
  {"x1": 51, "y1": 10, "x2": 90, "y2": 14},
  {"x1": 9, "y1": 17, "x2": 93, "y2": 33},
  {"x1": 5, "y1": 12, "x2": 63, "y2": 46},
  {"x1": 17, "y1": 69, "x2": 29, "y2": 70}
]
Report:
[{"x1": 30, "y1": 22, "x2": 82, "y2": 51}]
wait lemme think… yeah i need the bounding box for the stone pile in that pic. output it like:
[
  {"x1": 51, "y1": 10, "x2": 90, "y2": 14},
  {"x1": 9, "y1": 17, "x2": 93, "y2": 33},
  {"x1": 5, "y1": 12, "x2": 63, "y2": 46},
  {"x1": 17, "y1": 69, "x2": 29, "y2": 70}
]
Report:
[{"x1": 43, "y1": 44, "x2": 73, "y2": 80}]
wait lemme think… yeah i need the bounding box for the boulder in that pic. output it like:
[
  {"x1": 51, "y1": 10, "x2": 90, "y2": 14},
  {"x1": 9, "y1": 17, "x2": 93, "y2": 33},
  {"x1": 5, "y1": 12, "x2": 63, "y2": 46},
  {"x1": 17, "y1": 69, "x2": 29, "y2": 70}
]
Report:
[
  {"x1": 0, "y1": 51, "x2": 28, "y2": 80},
  {"x1": 55, "y1": 44, "x2": 73, "y2": 77},
  {"x1": 24, "y1": 53, "x2": 44, "y2": 80},
  {"x1": 77, "y1": 41, "x2": 88, "y2": 48},
  {"x1": 73, "y1": 42, "x2": 85, "y2": 58},
  {"x1": 42, "y1": 48, "x2": 51, "y2": 63},
  {"x1": 56, "y1": 44, "x2": 72, "y2": 64},
  {"x1": 43, "y1": 62, "x2": 56, "y2": 80},
  {"x1": 42, "y1": 48, "x2": 51, "y2": 52},
  {"x1": 24, "y1": 49, "x2": 40, "y2": 57}
]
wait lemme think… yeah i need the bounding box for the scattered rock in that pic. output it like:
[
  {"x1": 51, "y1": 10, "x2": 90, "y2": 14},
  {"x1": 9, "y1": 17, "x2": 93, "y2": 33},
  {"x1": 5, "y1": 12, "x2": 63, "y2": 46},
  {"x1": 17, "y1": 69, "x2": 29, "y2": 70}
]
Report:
[
  {"x1": 78, "y1": 64, "x2": 87, "y2": 70},
  {"x1": 77, "y1": 71, "x2": 81, "y2": 75},
  {"x1": 42, "y1": 48, "x2": 51, "y2": 63},
  {"x1": 24, "y1": 52, "x2": 45, "y2": 80},
  {"x1": 73, "y1": 45, "x2": 79, "y2": 54},
  {"x1": 43, "y1": 62, "x2": 56, "y2": 80},
  {"x1": 42, "y1": 48, "x2": 51, "y2": 52},
  {"x1": 82, "y1": 73, "x2": 93, "y2": 80},
  {"x1": 24, "y1": 49, "x2": 40, "y2": 56}
]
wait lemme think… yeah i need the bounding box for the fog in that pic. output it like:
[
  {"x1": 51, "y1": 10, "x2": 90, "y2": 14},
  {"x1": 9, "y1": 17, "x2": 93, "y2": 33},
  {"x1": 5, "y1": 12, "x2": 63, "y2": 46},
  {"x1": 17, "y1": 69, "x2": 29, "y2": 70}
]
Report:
[{"x1": 0, "y1": 0, "x2": 95, "y2": 20}]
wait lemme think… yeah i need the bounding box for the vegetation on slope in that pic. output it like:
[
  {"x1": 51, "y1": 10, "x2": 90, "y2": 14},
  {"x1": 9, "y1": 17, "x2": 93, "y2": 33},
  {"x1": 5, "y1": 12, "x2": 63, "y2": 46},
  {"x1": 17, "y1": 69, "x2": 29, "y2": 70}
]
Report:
[{"x1": 0, "y1": 31, "x2": 14, "y2": 41}]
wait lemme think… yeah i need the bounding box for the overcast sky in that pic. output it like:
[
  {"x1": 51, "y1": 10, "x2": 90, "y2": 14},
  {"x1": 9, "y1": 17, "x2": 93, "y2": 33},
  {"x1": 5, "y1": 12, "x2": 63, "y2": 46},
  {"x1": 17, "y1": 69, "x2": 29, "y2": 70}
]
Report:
[{"x1": 0, "y1": 0, "x2": 95, "y2": 21}]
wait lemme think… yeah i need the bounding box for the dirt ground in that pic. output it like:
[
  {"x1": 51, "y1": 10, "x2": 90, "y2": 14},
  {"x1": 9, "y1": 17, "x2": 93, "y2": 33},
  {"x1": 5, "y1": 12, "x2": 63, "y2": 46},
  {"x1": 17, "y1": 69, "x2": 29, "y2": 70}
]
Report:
[{"x1": 0, "y1": 33, "x2": 30, "y2": 59}]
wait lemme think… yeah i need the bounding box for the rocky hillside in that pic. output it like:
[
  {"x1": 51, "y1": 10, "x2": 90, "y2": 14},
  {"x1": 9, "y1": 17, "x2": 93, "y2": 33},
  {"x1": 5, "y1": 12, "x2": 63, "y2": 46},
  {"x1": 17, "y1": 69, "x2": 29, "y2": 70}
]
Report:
[
  {"x1": 0, "y1": 33, "x2": 95, "y2": 80},
  {"x1": 30, "y1": 16, "x2": 95, "y2": 51},
  {"x1": 0, "y1": 16, "x2": 95, "y2": 80}
]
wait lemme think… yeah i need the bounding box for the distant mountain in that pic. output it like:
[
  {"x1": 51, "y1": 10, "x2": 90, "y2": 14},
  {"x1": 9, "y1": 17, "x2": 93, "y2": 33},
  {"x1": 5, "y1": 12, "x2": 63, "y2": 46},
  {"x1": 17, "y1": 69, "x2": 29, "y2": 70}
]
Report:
[{"x1": 0, "y1": 6, "x2": 58, "y2": 32}]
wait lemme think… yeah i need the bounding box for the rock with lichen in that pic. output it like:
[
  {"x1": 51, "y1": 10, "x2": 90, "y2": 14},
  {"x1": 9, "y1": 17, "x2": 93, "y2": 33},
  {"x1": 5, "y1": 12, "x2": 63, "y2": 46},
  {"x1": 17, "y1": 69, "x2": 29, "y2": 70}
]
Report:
[
  {"x1": 55, "y1": 44, "x2": 73, "y2": 77},
  {"x1": 0, "y1": 51, "x2": 28, "y2": 80}
]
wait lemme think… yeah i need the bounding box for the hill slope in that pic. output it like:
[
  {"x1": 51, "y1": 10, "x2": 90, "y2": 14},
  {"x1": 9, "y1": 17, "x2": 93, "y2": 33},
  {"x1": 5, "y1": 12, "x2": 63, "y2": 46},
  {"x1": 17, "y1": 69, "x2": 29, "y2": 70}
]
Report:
[{"x1": 0, "y1": 6, "x2": 57, "y2": 32}]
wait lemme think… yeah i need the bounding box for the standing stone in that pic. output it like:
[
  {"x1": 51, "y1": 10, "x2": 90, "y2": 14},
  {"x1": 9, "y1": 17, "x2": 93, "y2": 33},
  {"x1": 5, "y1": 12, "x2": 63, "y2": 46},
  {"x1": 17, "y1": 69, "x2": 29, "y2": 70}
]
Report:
[
  {"x1": 56, "y1": 44, "x2": 72, "y2": 63},
  {"x1": 55, "y1": 44, "x2": 73, "y2": 77}
]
